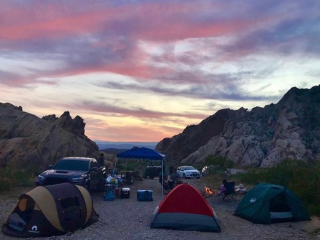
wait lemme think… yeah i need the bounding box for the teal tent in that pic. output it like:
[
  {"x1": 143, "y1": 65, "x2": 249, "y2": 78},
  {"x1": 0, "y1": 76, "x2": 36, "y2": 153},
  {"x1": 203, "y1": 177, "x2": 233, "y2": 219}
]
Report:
[{"x1": 235, "y1": 183, "x2": 310, "y2": 224}]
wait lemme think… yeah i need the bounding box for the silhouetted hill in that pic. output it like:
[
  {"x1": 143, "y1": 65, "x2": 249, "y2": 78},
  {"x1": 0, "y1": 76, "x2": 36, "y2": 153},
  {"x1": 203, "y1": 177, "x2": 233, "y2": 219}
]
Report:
[
  {"x1": 101, "y1": 148, "x2": 129, "y2": 155},
  {"x1": 156, "y1": 85, "x2": 320, "y2": 167}
]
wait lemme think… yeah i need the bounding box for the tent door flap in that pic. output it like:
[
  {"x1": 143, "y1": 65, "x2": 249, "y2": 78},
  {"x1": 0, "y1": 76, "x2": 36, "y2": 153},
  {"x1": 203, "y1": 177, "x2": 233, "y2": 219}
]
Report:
[{"x1": 8, "y1": 213, "x2": 27, "y2": 232}]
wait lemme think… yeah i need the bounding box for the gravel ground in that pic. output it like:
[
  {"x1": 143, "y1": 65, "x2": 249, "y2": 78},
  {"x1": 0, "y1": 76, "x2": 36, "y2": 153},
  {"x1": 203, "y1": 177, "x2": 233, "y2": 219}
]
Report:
[{"x1": 0, "y1": 178, "x2": 319, "y2": 240}]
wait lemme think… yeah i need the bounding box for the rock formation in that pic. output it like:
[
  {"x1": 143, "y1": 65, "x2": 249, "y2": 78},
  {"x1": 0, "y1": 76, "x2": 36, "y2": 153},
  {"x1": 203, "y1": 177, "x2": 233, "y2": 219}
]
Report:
[
  {"x1": 0, "y1": 103, "x2": 99, "y2": 171},
  {"x1": 156, "y1": 85, "x2": 320, "y2": 167},
  {"x1": 42, "y1": 111, "x2": 86, "y2": 137}
]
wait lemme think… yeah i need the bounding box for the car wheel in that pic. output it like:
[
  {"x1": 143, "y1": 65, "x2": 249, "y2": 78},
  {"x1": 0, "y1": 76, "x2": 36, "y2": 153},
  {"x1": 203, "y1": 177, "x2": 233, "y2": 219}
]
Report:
[{"x1": 183, "y1": 173, "x2": 187, "y2": 179}]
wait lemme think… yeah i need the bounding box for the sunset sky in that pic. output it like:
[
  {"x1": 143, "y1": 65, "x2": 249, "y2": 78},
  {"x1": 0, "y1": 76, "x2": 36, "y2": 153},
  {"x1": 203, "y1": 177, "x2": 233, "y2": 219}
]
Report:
[{"x1": 1, "y1": 0, "x2": 319, "y2": 142}]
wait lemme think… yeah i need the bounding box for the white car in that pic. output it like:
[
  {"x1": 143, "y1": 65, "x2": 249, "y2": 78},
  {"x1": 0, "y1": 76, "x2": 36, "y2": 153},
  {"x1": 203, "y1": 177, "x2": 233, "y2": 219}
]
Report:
[{"x1": 176, "y1": 166, "x2": 201, "y2": 179}]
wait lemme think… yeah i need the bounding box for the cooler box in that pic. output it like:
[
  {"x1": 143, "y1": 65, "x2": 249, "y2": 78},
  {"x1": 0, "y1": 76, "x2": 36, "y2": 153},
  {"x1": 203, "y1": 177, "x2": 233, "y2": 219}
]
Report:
[
  {"x1": 121, "y1": 188, "x2": 130, "y2": 199},
  {"x1": 137, "y1": 190, "x2": 153, "y2": 201}
]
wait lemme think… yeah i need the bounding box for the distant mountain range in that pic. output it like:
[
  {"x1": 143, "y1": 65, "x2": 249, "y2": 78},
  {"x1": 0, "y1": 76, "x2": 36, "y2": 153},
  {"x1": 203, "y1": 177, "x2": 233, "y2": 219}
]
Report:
[{"x1": 94, "y1": 141, "x2": 158, "y2": 150}]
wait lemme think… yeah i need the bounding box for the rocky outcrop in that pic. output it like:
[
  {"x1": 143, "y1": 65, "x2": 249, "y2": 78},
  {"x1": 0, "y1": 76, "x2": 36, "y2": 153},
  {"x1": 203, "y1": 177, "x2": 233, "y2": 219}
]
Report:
[
  {"x1": 43, "y1": 111, "x2": 85, "y2": 137},
  {"x1": 157, "y1": 85, "x2": 320, "y2": 167},
  {"x1": 0, "y1": 103, "x2": 98, "y2": 170}
]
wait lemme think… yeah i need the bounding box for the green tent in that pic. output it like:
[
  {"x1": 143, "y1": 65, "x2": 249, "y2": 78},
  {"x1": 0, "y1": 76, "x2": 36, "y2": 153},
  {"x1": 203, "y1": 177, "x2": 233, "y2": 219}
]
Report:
[{"x1": 235, "y1": 183, "x2": 310, "y2": 224}]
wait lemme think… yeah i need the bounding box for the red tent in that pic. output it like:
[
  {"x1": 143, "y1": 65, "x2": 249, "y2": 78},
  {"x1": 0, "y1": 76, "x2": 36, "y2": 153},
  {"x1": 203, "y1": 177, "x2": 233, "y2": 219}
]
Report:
[{"x1": 151, "y1": 184, "x2": 221, "y2": 232}]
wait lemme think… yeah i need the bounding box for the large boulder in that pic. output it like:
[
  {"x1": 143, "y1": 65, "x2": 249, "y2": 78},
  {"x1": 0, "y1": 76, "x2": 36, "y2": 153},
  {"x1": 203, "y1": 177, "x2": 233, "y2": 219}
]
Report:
[
  {"x1": 260, "y1": 139, "x2": 314, "y2": 167},
  {"x1": 0, "y1": 103, "x2": 99, "y2": 170}
]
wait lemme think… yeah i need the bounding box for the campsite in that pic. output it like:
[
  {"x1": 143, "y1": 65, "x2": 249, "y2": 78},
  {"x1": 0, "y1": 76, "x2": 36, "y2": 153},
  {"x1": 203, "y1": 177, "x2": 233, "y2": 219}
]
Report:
[
  {"x1": 1, "y1": 1, "x2": 320, "y2": 238},
  {"x1": 1, "y1": 177, "x2": 319, "y2": 240}
]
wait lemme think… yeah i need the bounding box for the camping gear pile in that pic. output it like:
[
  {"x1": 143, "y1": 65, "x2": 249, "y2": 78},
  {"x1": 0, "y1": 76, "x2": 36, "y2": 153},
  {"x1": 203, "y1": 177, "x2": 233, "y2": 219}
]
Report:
[
  {"x1": 104, "y1": 175, "x2": 123, "y2": 201},
  {"x1": 2, "y1": 183, "x2": 98, "y2": 238},
  {"x1": 234, "y1": 184, "x2": 247, "y2": 194}
]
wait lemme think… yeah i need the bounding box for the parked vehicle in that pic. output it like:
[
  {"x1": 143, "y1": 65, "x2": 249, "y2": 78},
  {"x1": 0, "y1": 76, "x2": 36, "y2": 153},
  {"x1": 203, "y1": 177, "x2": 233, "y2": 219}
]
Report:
[
  {"x1": 36, "y1": 157, "x2": 106, "y2": 191},
  {"x1": 176, "y1": 166, "x2": 200, "y2": 179},
  {"x1": 143, "y1": 166, "x2": 162, "y2": 179}
]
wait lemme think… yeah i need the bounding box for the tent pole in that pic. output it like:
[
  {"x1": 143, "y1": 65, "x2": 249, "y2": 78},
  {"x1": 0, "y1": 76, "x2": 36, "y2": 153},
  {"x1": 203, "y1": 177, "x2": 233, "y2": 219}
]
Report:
[
  {"x1": 162, "y1": 159, "x2": 164, "y2": 197},
  {"x1": 125, "y1": 159, "x2": 128, "y2": 182},
  {"x1": 112, "y1": 157, "x2": 117, "y2": 177}
]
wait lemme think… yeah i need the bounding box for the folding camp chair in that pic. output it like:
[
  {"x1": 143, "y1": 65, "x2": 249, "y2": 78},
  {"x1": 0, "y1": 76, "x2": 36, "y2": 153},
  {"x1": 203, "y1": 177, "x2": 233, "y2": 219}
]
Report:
[{"x1": 222, "y1": 182, "x2": 237, "y2": 201}]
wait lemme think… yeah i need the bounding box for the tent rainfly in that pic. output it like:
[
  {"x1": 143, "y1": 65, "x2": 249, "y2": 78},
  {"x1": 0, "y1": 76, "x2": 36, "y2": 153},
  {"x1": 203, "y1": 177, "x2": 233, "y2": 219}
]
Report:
[
  {"x1": 235, "y1": 183, "x2": 310, "y2": 224},
  {"x1": 2, "y1": 183, "x2": 99, "y2": 238},
  {"x1": 115, "y1": 147, "x2": 166, "y2": 196},
  {"x1": 151, "y1": 184, "x2": 221, "y2": 232}
]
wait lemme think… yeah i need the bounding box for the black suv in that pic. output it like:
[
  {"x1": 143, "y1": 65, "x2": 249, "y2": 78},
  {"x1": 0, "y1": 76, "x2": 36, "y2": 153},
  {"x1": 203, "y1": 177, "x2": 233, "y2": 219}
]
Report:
[
  {"x1": 36, "y1": 157, "x2": 106, "y2": 191},
  {"x1": 143, "y1": 166, "x2": 162, "y2": 179}
]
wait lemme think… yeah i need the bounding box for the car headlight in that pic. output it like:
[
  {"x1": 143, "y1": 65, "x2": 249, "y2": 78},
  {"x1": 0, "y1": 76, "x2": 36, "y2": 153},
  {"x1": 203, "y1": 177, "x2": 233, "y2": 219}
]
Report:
[
  {"x1": 72, "y1": 177, "x2": 83, "y2": 183},
  {"x1": 72, "y1": 174, "x2": 86, "y2": 183},
  {"x1": 38, "y1": 175, "x2": 45, "y2": 182}
]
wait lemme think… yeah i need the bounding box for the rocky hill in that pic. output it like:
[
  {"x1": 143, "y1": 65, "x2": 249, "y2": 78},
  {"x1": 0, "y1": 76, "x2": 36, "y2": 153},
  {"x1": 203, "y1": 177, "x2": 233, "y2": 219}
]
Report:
[
  {"x1": 0, "y1": 103, "x2": 99, "y2": 171},
  {"x1": 156, "y1": 85, "x2": 320, "y2": 167}
]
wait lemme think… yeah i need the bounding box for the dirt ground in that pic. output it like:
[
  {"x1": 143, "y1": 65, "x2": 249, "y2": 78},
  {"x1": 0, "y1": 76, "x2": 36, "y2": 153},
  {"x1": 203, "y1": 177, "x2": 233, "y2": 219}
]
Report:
[{"x1": 0, "y1": 178, "x2": 319, "y2": 240}]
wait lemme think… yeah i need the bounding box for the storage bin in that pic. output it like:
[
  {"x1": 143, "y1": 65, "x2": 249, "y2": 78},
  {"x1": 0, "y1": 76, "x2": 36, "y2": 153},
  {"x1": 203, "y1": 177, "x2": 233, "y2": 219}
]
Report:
[
  {"x1": 137, "y1": 190, "x2": 153, "y2": 201},
  {"x1": 121, "y1": 188, "x2": 130, "y2": 199}
]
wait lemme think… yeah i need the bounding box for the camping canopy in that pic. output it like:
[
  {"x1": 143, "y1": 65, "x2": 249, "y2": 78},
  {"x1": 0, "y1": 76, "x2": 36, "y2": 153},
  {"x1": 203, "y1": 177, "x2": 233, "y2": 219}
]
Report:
[
  {"x1": 151, "y1": 184, "x2": 221, "y2": 232},
  {"x1": 2, "y1": 183, "x2": 99, "y2": 238},
  {"x1": 115, "y1": 147, "x2": 166, "y2": 196},
  {"x1": 235, "y1": 183, "x2": 310, "y2": 224},
  {"x1": 117, "y1": 147, "x2": 165, "y2": 160}
]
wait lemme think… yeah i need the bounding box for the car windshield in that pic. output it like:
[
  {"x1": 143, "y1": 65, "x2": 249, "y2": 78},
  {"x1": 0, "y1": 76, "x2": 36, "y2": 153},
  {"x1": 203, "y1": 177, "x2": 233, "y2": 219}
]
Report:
[
  {"x1": 53, "y1": 159, "x2": 90, "y2": 171},
  {"x1": 183, "y1": 166, "x2": 196, "y2": 170}
]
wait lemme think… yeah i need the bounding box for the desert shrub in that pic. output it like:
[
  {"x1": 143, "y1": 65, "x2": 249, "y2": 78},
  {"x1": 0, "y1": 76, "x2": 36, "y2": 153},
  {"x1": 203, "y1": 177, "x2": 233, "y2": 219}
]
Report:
[
  {"x1": 12, "y1": 171, "x2": 34, "y2": 187},
  {"x1": 238, "y1": 159, "x2": 320, "y2": 216},
  {"x1": 0, "y1": 168, "x2": 35, "y2": 193},
  {"x1": 0, "y1": 169, "x2": 16, "y2": 192}
]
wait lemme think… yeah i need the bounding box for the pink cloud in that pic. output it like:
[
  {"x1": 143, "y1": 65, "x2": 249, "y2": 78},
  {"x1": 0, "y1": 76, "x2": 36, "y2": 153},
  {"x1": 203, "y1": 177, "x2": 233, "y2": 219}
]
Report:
[
  {"x1": 0, "y1": 0, "x2": 280, "y2": 87},
  {"x1": 0, "y1": 1, "x2": 258, "y2": 42},
  {"x1": 0, "y1": 70, "x2": 58, "y2": 88},
  {"x1": 0, "y1": 9, "x2": 111, "y2": 40}
]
